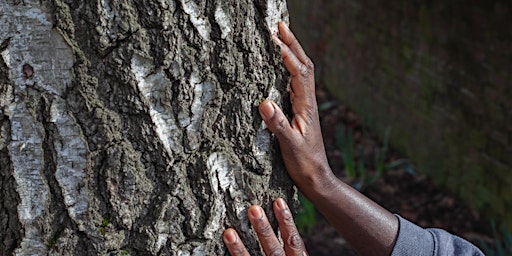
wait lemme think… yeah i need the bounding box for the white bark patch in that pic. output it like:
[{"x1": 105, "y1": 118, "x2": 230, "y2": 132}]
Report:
[
  {"x1": 253, "y1": 86, "x2": 281, "y2": 167},
  {"x1": 131, "y1": 54, "x2": 183, "y2": 157},
  {"x1": 265, "y1": 0, "x2": 289, "y2": 34},
  {"x1": 192, "y1": 245, "x2": 206, "y2": 256},
  {"x1": 204, "y1": 152, "x2": 246, "y2": 239},
  {"x1": 96, "y1": 0, "x2": 117, "y2": 48},
  {"x1": 50, "y1": 99, "x2": 89, "y2": 228},
  {"x1": 8, "y1": 103, "x2": 47, "y2": 223},
  {"x1": 9, "y1": 102, "x2": 49, "y2": 255},
  {"x1": 0, "y1": 8, "x2": 74, "y2": 97},
  {"x1": 185, "y1": 71, "x2": 215, "y2": 151},
  {"x1": 1, "y1": 1, "x2": 75, "y2": 254},
  {"x1": 151, "y1": 195, "x2": 185, "y2": 253},
  {"x1": 214, "y1": 4, "x2": 232, "y2": 39},
  {"x1": 179, "y1": 0, "x2": 211, "y2": 40}
]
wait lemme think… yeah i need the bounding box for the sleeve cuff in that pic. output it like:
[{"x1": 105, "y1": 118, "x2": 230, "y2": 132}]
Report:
[{"x1": 391, "y1": 215, "x2": 435, "y2": 256}]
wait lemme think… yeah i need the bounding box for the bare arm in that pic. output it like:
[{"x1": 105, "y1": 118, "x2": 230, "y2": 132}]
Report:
[{"x1": 258, "y1": 22, "x2": 398, "y2": 256}]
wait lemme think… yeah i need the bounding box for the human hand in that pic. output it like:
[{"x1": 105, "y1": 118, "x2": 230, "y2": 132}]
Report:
[
  {"x1": 259, "y1": 22, "x2": 331, "y2": 189},
  {"x1": 223, "y1": 198, "x2": 308, "y2": 256}
]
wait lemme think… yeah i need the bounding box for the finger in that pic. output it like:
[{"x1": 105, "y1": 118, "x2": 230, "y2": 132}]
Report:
[
  {"x1": 274, "y1": 198, "x2": 307, "y2": 256},
  {"x1": 223, "y1": 229, "x2": 250, "y2": 256},
  {"x1": 272, "y1": 34, "x2": 311, "y2": 79},
  {"x1": 259, "y1": 100, "x2": 296, "y2": 143},
  {"x1": 248, "y1": 205, "x2": 285, "y2": 256},
  {"x1": 278, "y1": 22, "x2": 311, "y2": 66},
  {"x1": 272, "y1": 36, "x2": 315, "y2": 114}
]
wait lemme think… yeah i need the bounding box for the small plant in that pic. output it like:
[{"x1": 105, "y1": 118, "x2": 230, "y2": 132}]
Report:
[
  {"x1": 45, "y1": 230, "x2": 63, "y2": 250},
  {"x1": 101, "y1": 217, "x2": 110, "y2": 228},
  {"x1": 336, "y1": 125, "x2": 415, "y2": 191},
  {"x1": 99, "y1": 227, "x2": 107, "y2": 236},
  {"x1": 99, "y1": 217, "x2": 110, "y2": 236},
  {"x1": 336, "y1": 126, "x2": 356, "y2": 179},
  {"x1": 295, "y1": 195, "x2": 316, "y2": 235},
  {"x1": 480, "y1": 219, "x2": 512, "y2": 256},
  {"x1": 375, "y1": 127, "x2": 391, "y2": 177},
  {"x1": 45, "y1": 238, "x2": 58, "y2": 249}
]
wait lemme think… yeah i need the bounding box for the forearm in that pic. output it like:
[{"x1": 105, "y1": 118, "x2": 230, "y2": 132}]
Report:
[
  {"x1": 260, "y1": 21, "x2": 399, "y2": 256},
  {"x1": 295, "y1": 166, "x2": 399, "y2": 256}
]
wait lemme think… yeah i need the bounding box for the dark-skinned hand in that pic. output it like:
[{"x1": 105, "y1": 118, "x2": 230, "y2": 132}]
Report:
[
  {"x1": 223, "y1": 22, "x2": 317, "y2": 256},
  {"x1": 224, "y1": 22, "x2": 405, "y2": 256},
  {"x1": 223, "y1": 198, "x2": 308, "y2": 256},
  {"x1": 260, "y1": 22, "x2": 331, "y2": 190}
]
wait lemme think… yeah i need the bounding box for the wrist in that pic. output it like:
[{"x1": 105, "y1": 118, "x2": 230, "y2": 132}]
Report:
[{"x1": 294, "y1": 161, "x2": 337, "y2": 197}]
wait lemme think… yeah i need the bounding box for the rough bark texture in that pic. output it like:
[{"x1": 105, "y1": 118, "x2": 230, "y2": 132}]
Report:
[{"x1": 0, "y1": 0, "x2": 294, "y2": 255}]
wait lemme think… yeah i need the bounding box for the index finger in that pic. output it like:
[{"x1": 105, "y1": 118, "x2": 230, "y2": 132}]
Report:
[
  {"x1": 277, "y1": 22, "x2": 311, "y2": 66},
  {"x1": 248, "y1": 205, "x2": 286, "y2": 256},
  {"x1": 223, "y1": 229, "x2": 251, "y2": 256},
  {"x1": 274, "y1": 198, "x2": 308, "y2": 256}
]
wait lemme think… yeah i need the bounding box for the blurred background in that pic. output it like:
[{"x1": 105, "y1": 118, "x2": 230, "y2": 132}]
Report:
[{"x1": 286, "y1": 1, "x2": 512, "y2": 255}]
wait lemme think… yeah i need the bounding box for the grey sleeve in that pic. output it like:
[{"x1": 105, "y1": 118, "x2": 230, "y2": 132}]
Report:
[{"x1": 391, "y1": 215, "x2": 484, "y2": 256}]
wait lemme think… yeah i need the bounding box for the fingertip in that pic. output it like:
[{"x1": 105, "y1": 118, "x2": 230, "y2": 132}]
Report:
[
  {"x1": 223, "y1": 228, "x2": 238, "y2": 244},
  {"x1": 275, "y1": 198, "x2": 287, "y2": 210},
  {"x1": 259, "y1": 100, "x2": 275, "y2": 120},
  {"x1": 271, "y1": 34, "x2": 282, "y2": 45},
  {"x1": 248, "y1": 205, "x2": 263, "y2": 219},
  {"x1": 278, "y1": 21, "x2": 288, "y2": 33}
]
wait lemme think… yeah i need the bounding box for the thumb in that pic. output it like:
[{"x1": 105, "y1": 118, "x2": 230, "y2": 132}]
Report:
[{"x1": 259, "y1": 100, "x2": 294, "y2": 142}]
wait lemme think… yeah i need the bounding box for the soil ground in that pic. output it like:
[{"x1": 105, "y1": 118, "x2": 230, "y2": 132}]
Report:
[{"x1": 298, "y1": 85, "x2": 495, "y2": 255}]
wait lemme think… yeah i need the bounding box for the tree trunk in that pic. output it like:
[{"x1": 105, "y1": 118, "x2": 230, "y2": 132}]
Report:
[{"x1": 0, "y1": 0, "x2": 293, "y2": 254}]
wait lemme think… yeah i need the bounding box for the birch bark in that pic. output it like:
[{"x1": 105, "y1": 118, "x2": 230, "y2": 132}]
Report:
[{"x1": 0, "y1": 0, "x2": 293, "y2": 254}]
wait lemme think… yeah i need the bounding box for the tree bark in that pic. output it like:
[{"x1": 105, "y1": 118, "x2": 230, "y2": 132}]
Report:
[{"x1": 0, "y1": 0, "x2": 293, "y2": 254}]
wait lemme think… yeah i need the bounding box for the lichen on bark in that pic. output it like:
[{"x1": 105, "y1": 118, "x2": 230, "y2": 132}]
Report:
[{"x1": 0, "y1": 0, "x2": 294, "y2": 255}]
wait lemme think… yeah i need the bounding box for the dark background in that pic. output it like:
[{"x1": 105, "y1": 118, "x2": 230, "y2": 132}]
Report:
[{"x1": 287, "y1": 0, "x2": 512, "y2": 232}]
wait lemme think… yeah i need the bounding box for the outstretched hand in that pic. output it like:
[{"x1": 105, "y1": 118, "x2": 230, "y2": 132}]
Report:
[
  {"x1": 259, "y1": 22, "x2": 331, "y2": 190},
  {"x1": 224, "y1": 22, "x2": 400, "y2": 256},
  {"x1": 223, "y1": 198, "x2": 308, "y2": 256}
]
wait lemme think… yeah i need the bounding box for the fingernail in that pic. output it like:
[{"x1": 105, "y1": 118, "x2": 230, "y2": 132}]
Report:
[
  {"x1": 224, "y1": 229, "x2": 237, "y2": 244},
  {"x1": 271, "y1": 35, "x2": 283, "y2": 46},
  {"x1": 249, "y1": 206, "x2": 263, "y2": 219},
  {"x1": 259, "y1": 101, "x2": 275, "y2": 119},
  {"x1": 276, "y1": 198, "x2": 287, "y2": 210},
  {"x1": 279, "y1": 21, "x2": 290, "y2": 31}
]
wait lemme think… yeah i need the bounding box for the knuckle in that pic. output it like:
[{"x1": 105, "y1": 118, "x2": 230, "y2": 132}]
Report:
[
  {"x1": 299, "y1": 63, "x2": 310, "y2": 77},
  {"x1": 305, "y1": 107, "x2": 315, "y2": 125},
  {"x1": 296, "y1": 105, "x2": 316, "y2": 127},
  {"x1": 270, "y1": 114, "x2": 288, "y2": 135},
  {"x1": 268, "y1": 247, "x2": 286, "y2": 256},
  {"x1": 287, "y1": 233, "x2": 304, "y2": 251},
  {"x1": 282, "y1": 212, "x2": 295, "y2": 226},
  {"x1": 255, "y1": 219, "x2": 275, "y2": 238},
  {"x1": 299, "y1": 60, "x2": 314, "y2": 78},
  {"x1": 305, "y1": 58, "x2": 315, "y2": 71},
  {"x1": 232, "y1": 246, "x2": 247, "y2": 256}
]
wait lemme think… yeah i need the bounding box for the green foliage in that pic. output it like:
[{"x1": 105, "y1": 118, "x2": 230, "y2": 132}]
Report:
[
  {"x1": 336, "y1": 126, "x2": 356, "y2": 179},
  {"x1": 375, "y1": 127, "x2": 391, "y2": 177},
  {"x1": 336, "y1": 125, "x2": 415, "y2": 191},
  {"x1": 480, "y1": 219, "x2": 512, "y2": 256},
  {"x1": 318, "y1": 101, "x2": 337, "y2": 112},
  {"x1": 295, "y1": 195, "x2": 316, "y2": 235},
  {"x1": 101, "y1": 217, "x2": 110, "y2": 228},
  {"x1": 45, "y1": 230, "x2": 63, "y2": 250},
  {"x1": 45, "y1": 238, "x2": 58, "y2": 249},
  {"x1": 99, "y1": 217, "x2": 110, "y2": 236}
]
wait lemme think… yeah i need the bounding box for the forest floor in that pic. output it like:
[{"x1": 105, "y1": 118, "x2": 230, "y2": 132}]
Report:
[{"x1": 298, "y1": 85, "x2": 497, "y2": 255}]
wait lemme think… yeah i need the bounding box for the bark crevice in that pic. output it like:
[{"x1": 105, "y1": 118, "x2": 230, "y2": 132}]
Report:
[
  {"x1": 1, "y1": 0, "x2": 294, "y2": 254},
  {"x1": 0, "y1": 116, "x2": 22, "y2": 255}
]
